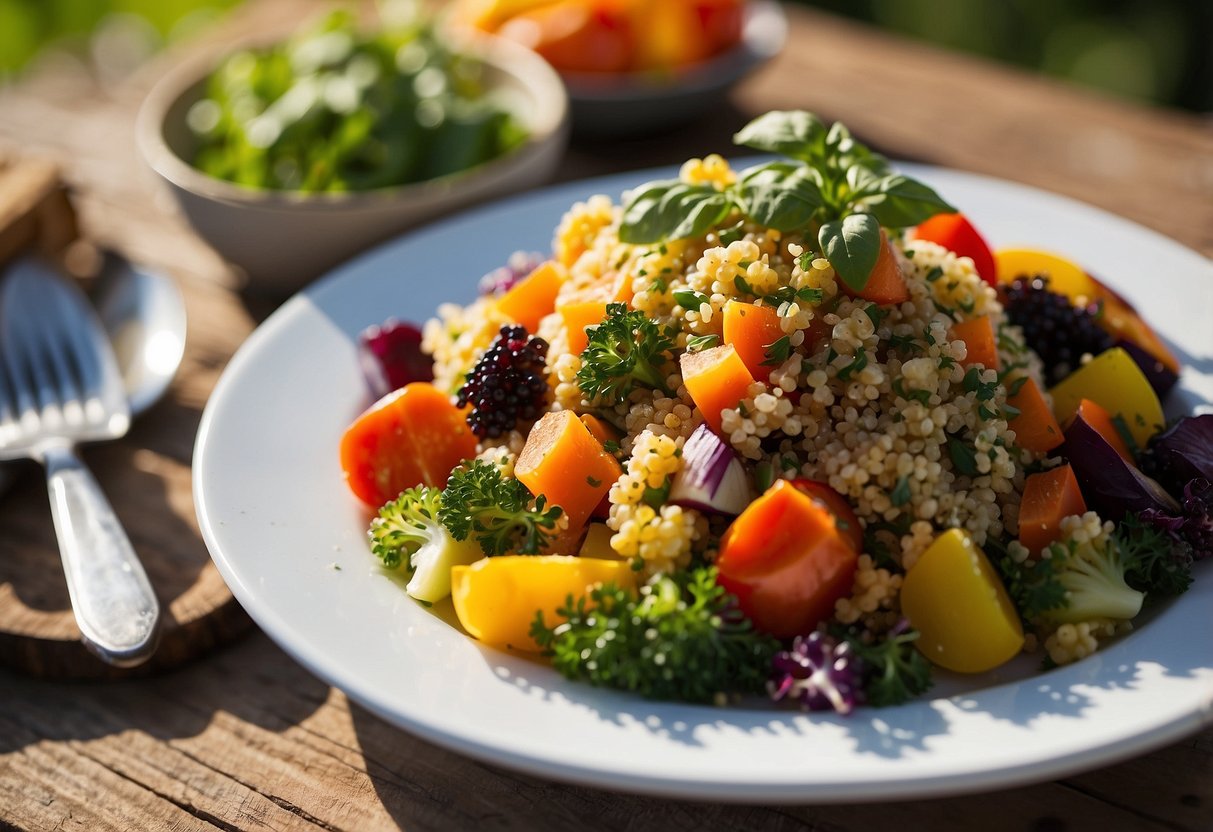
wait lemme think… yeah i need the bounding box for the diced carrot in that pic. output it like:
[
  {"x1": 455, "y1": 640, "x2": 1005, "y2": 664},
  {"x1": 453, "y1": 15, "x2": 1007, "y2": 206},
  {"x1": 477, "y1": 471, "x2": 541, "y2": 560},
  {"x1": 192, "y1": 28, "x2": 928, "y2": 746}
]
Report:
[
  {"x1": 722, "y1": 299, "x2": 785, "y2": 380},
  {"x1": 1071, "y1": 398, "x2": 1134, "y2": 463},
  {"x1": 497, "y1": 260, "x2": 566, "y2": 332},
  {"x1": 950, "y1": 315, "x2": 1000, "y2": 370},
  {"x1": 842, "y1": 229, "x2": 909, "y2": 306},
  {"x1": 579, "y1": 413, "x2": 620, "y2": 445},
  {"x1": 560, "y1": 299, "x2": 608, "y2": 355},
  {"x1": 679, "y1": 344, "x2": 755, "y2": 434},
  {"x1": 579, "y1": 416, "x2": 619, "y2": 521},
  {"x1": 1018, "y1": 465, "x2": 1087, "y2": 554},
  {"x1": 608, "y1": 270, "x2": 634, "y2": 303},
  {"x1": 1007, "y1": 376, "x2": 1064, "y2": 454},
  {"x1": 516, "y1": 410, "x2": 622, "y2": 531},
  {"x1": 339, "y1": 382, "x2": 478, "y2": 508}
]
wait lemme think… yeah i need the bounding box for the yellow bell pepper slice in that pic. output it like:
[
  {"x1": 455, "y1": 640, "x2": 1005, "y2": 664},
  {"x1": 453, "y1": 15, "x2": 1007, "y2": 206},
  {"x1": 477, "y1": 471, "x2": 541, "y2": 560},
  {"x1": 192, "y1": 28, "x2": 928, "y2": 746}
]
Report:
[
  {"x1": 994, "y1": 248, "x2": 1097, "y2": 301},
  {"x1": 451, "y1": 555, "x2": 636, "y2": 652},
  {"x1": 1049, "y1": 347, "x2": 1164, "y2": 449},
  {"x1": 900, "y1": 529, "x2": 1024, "y2": 673}
]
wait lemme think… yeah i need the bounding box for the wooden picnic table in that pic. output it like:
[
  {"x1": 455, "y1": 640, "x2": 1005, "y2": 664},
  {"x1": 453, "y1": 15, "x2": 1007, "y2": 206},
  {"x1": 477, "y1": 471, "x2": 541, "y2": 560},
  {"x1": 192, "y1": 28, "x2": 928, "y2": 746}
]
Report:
[{"x1": 1, "y1": 1, "x2": 1211, "y2": 829}]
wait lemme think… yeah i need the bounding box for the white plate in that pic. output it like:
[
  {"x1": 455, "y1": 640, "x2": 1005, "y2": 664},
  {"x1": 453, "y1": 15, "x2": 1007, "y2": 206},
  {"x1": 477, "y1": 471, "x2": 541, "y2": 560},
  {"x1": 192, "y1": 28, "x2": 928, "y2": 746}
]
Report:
[{"x1": 195, "y1": 164, "x2": 1213, "y2": 802}]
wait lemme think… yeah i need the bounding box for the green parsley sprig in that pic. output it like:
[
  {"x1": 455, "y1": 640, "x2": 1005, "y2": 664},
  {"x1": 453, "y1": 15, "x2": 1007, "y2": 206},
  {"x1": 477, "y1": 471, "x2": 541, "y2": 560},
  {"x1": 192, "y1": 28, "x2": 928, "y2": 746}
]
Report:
[
  {"x1": 440, "y1": 460, "x2": 563, "y2": 556},
  {"x1": 531, "y1": 567, "x2": 778, "y2": 703},
  {"x1": 576, "y1": 302, "x2": 676, "y2": 404}
]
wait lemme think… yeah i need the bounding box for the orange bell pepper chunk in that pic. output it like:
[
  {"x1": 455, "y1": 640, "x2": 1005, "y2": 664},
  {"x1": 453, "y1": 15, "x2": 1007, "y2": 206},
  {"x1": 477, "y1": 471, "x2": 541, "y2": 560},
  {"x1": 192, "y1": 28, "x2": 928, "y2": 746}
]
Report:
[
  {"x1": 515, "y1": 410, "x2": 622, "y2": 531},
  {"x1": 722, "y1": 299, "x2": 785, "y2": 380},
  {"x1": 950, "y1": 315, "x2": 1000, "y2": 370},
  {"x1": 842, "y1": 228, "x2": 909, "y2": 306},
  {"x1": 1070, "y1": 398, "x2": 1134, "y2": 463},
  {"x1": 1018, "y1": 464, "x2": 1087, "y2": 555},
  {"x1": 560, "y1": 299, "x2": 609, "y2": 355},
  {"x1": 1007, "y1": 376, "x2": 1063, "y2": 454},
  {"x1": 680, "y1": 344, "x2": 755, "y2": 434},
  {"x1": 497, "y1": 260, "x2": 566, "y2": 332}
]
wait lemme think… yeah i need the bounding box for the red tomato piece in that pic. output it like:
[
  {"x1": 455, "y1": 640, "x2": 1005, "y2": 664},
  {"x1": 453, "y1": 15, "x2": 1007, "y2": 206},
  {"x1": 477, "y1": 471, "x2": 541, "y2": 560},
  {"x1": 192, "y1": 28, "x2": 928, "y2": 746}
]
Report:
[
  {"x1": 339, "y1": 382, "x2": 478, "y2": 508},
  {"x1": 914, "y1": 213, "x2": 998, "y2": 287},
  {"x1": 716, "y1": 480, "x2": 860, "y2": 638}
]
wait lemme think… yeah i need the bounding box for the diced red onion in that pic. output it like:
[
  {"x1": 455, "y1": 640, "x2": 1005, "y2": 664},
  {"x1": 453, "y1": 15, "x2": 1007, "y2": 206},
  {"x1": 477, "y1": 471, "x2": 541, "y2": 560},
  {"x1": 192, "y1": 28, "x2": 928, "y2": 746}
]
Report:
[{"x1": 668, "y1": 423, "x2": 751, "y2": 515}]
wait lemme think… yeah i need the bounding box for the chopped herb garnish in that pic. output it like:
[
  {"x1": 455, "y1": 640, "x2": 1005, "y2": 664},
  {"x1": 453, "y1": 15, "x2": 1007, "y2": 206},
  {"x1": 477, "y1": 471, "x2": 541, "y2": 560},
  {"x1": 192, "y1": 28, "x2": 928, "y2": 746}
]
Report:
[
  {"x1": 762, "y1": 335, "x2": 794, "y2": 367},
  {"x1": 890, "y1": 475, "x2": 912, "y2": 507},
  {"x1": 837, "y1": 349, "x2": 869, "y2": 381},
  {"x1": 674, "y1": 289, "x2": 710, "y2": 310},
  {"x1": 947, "y1": 437, "x2": 979, "y2": 476},
  {"x1": 687, "y1": 333, "x2": 720, "y2": 352}
]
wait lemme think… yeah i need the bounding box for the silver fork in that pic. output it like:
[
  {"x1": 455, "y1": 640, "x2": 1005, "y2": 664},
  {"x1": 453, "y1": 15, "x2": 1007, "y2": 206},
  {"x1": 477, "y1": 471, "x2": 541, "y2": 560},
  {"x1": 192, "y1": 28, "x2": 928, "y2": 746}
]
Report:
[{"x1": 0, "y1": 258, "x2": 160, "y2": 666}]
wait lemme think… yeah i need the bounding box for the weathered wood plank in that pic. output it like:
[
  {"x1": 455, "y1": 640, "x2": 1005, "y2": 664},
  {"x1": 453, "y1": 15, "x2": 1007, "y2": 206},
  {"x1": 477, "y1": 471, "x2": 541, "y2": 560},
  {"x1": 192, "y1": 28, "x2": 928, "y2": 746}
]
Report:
[{"x1": 0, "y1": 0, "x2": 1210, "y2": 829}]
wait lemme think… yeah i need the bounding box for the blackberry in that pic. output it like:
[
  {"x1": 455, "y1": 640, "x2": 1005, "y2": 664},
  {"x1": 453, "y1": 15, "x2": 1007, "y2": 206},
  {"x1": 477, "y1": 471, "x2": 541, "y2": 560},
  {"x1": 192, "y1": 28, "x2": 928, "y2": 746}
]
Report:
[
  {"x1": 1001, "y1": 275, "x2": 1114, "y2": 385},
  {"x1": 457, "y1": 325, "x2": 550, "y2": 438}
]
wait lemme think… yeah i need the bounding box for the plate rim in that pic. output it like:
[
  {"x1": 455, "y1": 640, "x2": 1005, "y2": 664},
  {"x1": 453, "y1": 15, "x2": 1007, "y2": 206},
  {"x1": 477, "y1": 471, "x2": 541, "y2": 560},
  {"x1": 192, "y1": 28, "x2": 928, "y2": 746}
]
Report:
[{"x1": 194, "y1": 161, "x2": 1213, "y2": 802}]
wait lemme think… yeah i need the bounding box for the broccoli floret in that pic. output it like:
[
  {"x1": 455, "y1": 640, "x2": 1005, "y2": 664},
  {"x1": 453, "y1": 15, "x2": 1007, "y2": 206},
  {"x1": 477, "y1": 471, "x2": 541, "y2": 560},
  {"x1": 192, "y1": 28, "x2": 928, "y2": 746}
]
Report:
[
  {"x1": 369, "y1": 487, "x2": 481, "y2": 603},
  {"x1": 1116, "y1": 513, "x2": 1194, "y2": 598},
  {"x1": 1048, "y1": 538, "x2": 1144, "y2": 624}
]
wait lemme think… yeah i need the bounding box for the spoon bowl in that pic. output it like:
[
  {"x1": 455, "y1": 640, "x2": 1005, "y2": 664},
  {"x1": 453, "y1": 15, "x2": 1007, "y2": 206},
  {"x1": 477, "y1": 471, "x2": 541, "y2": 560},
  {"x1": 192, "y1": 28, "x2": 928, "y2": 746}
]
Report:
[{"x1": 0, "y1": 254, "x2": 187, "y2": 495}]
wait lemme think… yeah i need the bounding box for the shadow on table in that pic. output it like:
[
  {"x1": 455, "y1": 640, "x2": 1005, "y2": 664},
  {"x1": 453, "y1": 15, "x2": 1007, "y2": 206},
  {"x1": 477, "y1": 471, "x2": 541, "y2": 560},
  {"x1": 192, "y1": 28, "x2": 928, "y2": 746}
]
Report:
[
  {"x1": 0, "y1": 632, "x2": 327, "y2": 756},
  {"x1": 0, "y1": 393, "x2": 254, "y2": 679}
]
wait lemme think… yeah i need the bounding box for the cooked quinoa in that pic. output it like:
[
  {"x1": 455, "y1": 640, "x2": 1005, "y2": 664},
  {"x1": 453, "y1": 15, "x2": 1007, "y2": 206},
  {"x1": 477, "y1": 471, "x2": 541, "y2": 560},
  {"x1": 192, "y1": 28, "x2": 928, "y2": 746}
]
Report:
[{"x1": 425, "y1": 155, "x2": 1049, "y2": 598}]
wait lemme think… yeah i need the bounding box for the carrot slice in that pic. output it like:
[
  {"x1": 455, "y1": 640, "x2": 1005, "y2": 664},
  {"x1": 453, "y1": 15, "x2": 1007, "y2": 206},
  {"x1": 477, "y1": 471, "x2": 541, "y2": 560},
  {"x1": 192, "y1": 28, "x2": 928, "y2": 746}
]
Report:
[
  {"x1": 1071, "y1": 398, "x2": 1134, "y2": 463},
  {"x1": 722, "y1": 299, "x2": 785, "y2": 380},
  {"x1": 560, "y1": 299, "x2": 608, "y2": 354},
  {"x1": 842, "y1": 229, "x2": 909, "y2": 306},
  {"x1": 1018, "y1": 464, "x2": 1087, "y2": 554},
  {"x1": 579, "y1": 413, "x2": 620, "y2": 445},
  {"x1": 950, "y1": 315, "x2": 1000, "y2": 370},
  {"x1": 1007, "y1": 377, "x2": 1064, "y2": 454},
  {"x1": 680, "y1": 344, "x2": 755, "y2": 434},
  {"x1": 497, "y1": 260, "x2": 566, "y2": 332},
  {"x1": 516, "y1": 410, "x2": 622, "y2": 531},
  {"x1": 339, "y1": 383, "x2": 477, "y2": 507}
]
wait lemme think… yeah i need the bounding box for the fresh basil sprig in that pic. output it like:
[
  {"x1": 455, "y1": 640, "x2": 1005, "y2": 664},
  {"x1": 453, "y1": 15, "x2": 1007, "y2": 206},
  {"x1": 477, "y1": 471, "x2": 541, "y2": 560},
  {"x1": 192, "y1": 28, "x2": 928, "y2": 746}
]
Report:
[
  {"x1": 619, "y1": 110, "x2": 956, "y2": 292},
  {"x1": 618, "y1": 181, "x2": 734, "y2": 245}
]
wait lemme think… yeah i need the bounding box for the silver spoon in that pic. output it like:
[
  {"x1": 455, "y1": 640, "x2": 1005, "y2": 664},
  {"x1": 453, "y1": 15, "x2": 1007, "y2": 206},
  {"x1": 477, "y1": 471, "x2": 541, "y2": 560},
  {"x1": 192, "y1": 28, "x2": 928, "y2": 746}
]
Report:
[{"x1": 0, "y1": 255, "x2": 186, "y2": 508}]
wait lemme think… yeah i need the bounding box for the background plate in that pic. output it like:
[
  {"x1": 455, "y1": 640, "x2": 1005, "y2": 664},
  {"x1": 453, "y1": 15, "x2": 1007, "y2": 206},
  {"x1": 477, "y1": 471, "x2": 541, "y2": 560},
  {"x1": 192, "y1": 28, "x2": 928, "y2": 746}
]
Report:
[{"x1": 194, "y1": 164, "x2": 1213, "y2": 802}]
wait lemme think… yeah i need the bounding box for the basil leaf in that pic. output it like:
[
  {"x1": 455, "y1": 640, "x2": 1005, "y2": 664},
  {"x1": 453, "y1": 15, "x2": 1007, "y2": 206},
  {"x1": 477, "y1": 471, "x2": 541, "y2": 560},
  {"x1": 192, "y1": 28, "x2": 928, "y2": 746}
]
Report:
[
  {"x1": 863, "y1": 175, "x2": 956, "y2": 228},
  {"x1": 733, "y1": 110, "x2": 828, "y2": 163},
  {"x1": 620, "y1": 179, "x2": 735, "y2": 244},
  {"x1": 737, "y1": 162, "x2": 825, "y2": 231},
  {"x1": 845, "y1": 164, "x2": 884, "y2": 200},
  {"x1": 819, "y1": 214, "x2": 882, "y2": 291}
]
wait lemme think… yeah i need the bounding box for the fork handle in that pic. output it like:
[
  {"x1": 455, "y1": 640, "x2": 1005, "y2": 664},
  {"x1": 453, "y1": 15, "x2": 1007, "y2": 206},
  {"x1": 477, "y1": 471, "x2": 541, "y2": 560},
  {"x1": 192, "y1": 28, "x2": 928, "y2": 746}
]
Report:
[{"x1": 43, "y1": 444, "x2": 160, "y2": 666}]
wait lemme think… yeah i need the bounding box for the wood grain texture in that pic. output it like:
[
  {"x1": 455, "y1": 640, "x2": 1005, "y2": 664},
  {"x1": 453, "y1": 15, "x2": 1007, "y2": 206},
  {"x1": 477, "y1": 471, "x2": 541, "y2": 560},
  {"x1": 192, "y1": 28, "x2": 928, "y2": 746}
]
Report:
[{"x1": 1, "y1": 0, "x2": 1211, "y2": 828}]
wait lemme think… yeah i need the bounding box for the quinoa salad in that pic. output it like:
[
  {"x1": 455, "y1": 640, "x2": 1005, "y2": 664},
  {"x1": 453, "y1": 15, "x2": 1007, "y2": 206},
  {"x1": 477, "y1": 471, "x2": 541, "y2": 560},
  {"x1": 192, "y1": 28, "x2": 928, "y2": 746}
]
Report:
[{"x1": 339, "y1": 111, "x2": 1211, "y2": 713}]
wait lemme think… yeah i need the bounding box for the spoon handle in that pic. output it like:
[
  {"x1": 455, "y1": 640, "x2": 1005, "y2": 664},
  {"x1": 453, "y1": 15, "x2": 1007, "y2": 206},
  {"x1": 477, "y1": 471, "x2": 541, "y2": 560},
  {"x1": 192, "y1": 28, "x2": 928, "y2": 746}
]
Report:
[{"x1": 43, "y1": 444, "x2": 160, "y2": 666}]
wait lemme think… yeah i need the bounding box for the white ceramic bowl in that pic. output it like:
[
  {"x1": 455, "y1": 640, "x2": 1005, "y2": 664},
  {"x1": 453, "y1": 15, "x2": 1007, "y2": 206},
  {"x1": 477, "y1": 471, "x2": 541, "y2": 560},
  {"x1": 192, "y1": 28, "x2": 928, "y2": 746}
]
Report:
[
  {"x1": 137, "y1": 33, "x2": 569, "y2": 295},
  {"x1": 562, "y1": 0, "x2": 787, "y2": 136}
]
